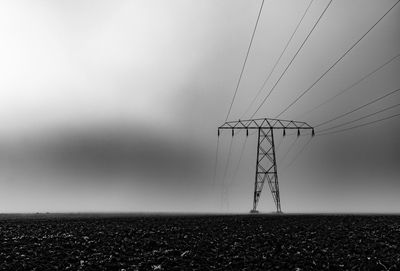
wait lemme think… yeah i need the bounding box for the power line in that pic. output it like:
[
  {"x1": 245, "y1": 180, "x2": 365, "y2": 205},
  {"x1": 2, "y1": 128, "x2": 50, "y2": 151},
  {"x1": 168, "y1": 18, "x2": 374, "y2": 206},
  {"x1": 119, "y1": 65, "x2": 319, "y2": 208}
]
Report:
[
  {"x1": 278, "y1": 136, "x2": 299, "y2": 164},
  {"x1": 250, "y1": 0, "x2": 333, "y2": 119},
  {"x1": 315, "y1": 87, "x2": 400, "y2": 127},
  {"x1": 283, "y1": 137, "x2": 313, "y2": 170},
  {"x1": 275, "y1": 133, "x2": 285, "y2": 153},
  {"x1": 225, "y1": 0, "x2": 266, "y2": 122},
  {"x1": 275, "y1": 128, "x2": 302, "y2": 153},
  {"x1": 229, "y1": 136, "x2": 249, "y2": 188},
  {"x1": 221, "y1": 136, "x2": 234, "y2": 210},
  {"x1": 275, "y1": 0, "x2": 400, "y2": 118},
  {"x1": 297, "y1": 53, "x2": 400, "y2": 119},
  {"x1": 221, "y1": 136, "x2": 234, "y2": 186},
  {"x1": 223, "y1": 135, "x2": 249, "y2": 211},
  {"x1": 317, "y1": 103, "x2": 400, "y2": 133},
  {"x1": 226, "y1": 131, "x2": 256, "y2": 195},
  {"x1": 225, "y1": 131, "x2": 256, "y2": 191},
  {"x1": 317, "y1": 112, "x2": 400, "y2": 137},
  {"x1": 212, "y1": 135, "x2": 220, "y2": 186},
  {"x1": 241, "y1": 0, "x2": 314, "y2": 119}
]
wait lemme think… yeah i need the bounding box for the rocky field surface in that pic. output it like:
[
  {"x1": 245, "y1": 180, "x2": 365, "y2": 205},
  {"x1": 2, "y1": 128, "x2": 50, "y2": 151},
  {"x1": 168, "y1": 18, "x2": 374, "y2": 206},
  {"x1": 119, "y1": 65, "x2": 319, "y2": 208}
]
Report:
[{"x1": 0, "y1": 214, "x2": 399, "y2": 270}]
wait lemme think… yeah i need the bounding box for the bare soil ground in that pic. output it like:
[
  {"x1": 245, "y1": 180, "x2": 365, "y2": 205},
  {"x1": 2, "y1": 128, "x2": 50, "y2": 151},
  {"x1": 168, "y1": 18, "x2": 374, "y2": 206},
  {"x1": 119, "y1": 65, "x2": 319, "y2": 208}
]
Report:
[{"x1": 1, "y1": 214, "x2": 399, "y2": 270}]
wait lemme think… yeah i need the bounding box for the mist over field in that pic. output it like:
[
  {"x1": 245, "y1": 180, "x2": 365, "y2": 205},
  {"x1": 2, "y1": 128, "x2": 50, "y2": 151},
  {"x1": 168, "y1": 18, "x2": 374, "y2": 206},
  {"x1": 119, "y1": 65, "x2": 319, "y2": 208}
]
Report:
[{"x1": 0, "y1": 0, "x2": 399, "y2": 213}]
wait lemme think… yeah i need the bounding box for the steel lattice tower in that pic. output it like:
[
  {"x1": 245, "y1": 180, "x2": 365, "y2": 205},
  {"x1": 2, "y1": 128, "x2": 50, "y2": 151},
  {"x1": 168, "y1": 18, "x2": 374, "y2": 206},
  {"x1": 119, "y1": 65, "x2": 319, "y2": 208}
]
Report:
[{"x1": 218, "y1": 118, "x2": 314, "y2": 213}]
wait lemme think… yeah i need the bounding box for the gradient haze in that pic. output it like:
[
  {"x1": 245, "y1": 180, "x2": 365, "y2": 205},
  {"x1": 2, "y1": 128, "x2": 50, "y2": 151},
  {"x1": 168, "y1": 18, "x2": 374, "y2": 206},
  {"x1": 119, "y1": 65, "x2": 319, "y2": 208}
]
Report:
[{"x1": 0, "y1": 0, "x2": 399, "y2": 213}]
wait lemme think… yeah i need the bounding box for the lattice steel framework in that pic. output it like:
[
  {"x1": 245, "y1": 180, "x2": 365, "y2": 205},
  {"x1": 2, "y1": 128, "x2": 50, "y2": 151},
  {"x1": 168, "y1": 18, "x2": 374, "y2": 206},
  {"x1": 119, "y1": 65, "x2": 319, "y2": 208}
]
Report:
[{"x1": 218, "y1": 118, "x2": 314, "y2": 213}]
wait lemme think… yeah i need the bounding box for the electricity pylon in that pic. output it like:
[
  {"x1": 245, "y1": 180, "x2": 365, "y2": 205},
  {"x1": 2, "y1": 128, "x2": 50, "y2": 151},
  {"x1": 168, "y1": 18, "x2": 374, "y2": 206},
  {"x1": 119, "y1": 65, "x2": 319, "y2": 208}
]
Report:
[{"x1": 218, "y1": 118, "x2": 314, "y2": 213}]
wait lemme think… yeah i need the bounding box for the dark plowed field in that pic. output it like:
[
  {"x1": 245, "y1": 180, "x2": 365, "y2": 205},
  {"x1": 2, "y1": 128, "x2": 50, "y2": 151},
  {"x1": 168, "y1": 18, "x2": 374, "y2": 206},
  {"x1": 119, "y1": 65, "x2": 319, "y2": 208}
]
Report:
[{"x1": 1, "y1": 214, "x2": 399, "y2": 270}]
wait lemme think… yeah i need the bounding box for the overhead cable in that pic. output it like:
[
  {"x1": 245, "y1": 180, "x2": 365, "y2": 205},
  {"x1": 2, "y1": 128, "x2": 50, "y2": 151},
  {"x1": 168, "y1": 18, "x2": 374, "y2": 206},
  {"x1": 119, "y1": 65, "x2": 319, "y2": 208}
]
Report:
[
  {"x1": 317, "y1": 103, "x2": 400, "y2": 133},
  {"x1": 298, "y1": 53, "x2": 400, "y2": 119},
  {"x1": 241, "y1": 0, "x2": 314, "y2": 119},
  {"x1": 251, "y1": 0, "x2": 333, "y2": 118},
  {"x1": 315, "y1": 87, "x2": 400, "y2": 127},
  {"x1": 275, "y1": 0, "x2": 400, "y2": 118},
  {"x1": 317, "y1": 112, "x2": 400, "y2": 136},
  {"x1": 225, "y1": 0, "x2": 266, "y2": 121}
]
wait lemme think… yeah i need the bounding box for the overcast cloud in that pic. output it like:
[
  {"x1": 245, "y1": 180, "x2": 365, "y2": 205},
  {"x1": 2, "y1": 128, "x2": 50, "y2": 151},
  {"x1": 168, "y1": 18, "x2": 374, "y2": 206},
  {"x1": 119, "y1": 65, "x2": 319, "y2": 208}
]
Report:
[{"x1": 0, "y1": 0, "x2": 399, "y2": 213}]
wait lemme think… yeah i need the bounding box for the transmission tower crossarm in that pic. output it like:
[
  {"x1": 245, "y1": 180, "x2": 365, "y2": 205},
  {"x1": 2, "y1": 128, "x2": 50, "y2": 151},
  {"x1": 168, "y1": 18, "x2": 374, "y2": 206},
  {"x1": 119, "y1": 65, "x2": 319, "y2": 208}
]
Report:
[{"x1": 218, "y1": 118, "x2": 314, "y2": 132}]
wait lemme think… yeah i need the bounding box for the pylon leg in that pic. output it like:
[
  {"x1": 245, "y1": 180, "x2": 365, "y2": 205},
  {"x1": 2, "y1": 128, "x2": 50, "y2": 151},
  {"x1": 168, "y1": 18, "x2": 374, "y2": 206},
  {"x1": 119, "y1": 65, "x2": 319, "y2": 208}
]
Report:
[{"x1": 251, "y1": 128, "x2": 281, "y2": 213}]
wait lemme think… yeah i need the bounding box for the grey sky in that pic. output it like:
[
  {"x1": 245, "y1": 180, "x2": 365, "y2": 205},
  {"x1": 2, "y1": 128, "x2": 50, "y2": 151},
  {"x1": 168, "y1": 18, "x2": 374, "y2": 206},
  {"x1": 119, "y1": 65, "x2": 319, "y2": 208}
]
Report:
[{"x1": 0, "y1": 0, "x2": 399, "y2": 213}]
